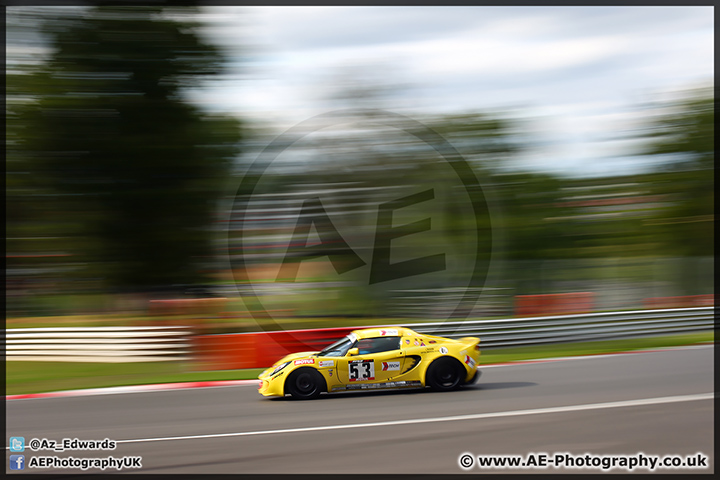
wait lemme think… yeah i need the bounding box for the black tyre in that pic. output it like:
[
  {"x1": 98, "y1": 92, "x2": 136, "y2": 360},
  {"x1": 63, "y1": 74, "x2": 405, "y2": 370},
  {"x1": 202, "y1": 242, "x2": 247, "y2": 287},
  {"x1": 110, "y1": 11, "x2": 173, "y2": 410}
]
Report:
[
  {"x1": 286, "y1": 368, "x2": 325, "y2": 400},
  {"x1": 426, "y1": 358, "x2": 463, "y2": 391}
]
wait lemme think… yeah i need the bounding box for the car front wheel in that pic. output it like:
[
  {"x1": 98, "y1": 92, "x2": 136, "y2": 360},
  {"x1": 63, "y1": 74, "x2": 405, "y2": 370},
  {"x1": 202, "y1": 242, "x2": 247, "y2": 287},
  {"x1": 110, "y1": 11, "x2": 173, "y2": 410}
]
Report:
[{"x1": 286, "y1": 368, "x2": 325, "y2": 400}]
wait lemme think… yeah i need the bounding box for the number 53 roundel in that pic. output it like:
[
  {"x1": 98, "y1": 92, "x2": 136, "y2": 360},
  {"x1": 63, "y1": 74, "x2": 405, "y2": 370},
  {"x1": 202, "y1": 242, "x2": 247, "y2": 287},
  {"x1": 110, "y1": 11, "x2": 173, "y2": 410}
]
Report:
[
  {"x1": 258, "y1": 326, "x2": 481, "y2": 399},
  {"x1": 349, "y1": 360, "x2": 375, "y2": 381}
]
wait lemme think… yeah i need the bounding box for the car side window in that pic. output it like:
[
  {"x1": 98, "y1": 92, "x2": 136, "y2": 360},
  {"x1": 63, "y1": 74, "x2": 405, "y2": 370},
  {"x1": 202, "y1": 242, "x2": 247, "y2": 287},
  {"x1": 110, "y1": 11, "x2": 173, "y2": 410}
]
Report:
[{"x1": 356, "y1": 336, "x2": 401, "y2": 355}]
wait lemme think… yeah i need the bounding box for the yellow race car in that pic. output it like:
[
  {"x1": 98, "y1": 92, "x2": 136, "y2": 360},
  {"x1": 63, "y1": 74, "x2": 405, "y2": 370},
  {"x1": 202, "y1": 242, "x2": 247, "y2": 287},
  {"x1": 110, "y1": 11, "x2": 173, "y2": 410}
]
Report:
[{"x1": 258, "y1": 326, "x2": 481, "y2": 399}]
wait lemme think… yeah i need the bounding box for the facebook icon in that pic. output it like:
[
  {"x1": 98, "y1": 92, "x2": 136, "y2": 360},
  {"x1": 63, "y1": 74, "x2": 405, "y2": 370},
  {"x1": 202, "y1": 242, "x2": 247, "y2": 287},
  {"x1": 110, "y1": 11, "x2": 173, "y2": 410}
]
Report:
[{"x1": 9, "y1": 455, "x2": 25, "y2": 470}]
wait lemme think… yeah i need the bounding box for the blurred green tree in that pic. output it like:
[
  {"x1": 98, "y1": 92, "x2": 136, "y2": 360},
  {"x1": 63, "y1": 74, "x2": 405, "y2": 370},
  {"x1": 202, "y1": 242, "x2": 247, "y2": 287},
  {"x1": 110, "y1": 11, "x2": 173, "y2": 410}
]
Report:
[
  {"x1": 641, "y1": 87, "x2": 713, "y2": 171},
  {"x1": 10, "y1": 6, "x2": 242, "y2": 290},
  {"x1": 636, "y1": 87, "x2": 714, "y2": 257}
]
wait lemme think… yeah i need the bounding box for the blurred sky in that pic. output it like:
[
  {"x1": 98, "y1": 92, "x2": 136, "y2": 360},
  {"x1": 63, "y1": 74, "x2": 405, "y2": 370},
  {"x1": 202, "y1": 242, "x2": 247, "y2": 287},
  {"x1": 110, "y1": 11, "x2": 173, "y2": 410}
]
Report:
[
  {"x1": 192, "y1": 6, "x2": 713, "y2": 177},
  {"x1": 7, "y1": 6, "x2": 714, "y2": 178}
]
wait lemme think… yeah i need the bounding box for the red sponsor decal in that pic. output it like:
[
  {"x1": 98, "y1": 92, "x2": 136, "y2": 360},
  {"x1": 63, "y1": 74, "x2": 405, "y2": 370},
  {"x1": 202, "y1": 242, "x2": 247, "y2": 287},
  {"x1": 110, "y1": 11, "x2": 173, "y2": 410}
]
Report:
[{"x1": 294, "y1": 359, "x2": 315, "y2": 366}]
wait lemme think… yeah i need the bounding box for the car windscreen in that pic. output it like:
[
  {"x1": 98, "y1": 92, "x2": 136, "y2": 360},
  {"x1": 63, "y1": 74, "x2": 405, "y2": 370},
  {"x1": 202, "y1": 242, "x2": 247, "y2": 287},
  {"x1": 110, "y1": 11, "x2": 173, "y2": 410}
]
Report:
[{"x1": 318, "y1": 334, "x2": 356, "y2": 357}]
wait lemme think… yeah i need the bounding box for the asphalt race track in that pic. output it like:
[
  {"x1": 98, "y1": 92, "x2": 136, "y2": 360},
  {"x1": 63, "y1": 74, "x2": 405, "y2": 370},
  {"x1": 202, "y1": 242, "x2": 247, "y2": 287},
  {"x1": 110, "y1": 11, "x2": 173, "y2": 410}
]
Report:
[{"x1": 6, "y1": 345, "x2": 714, "y2": 474}]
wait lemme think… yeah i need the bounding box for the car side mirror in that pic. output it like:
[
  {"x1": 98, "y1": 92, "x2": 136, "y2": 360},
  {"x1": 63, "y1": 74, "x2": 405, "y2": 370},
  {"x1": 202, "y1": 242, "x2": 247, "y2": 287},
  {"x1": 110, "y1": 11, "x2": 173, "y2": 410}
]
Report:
[{"x1": 347, "y1": 348, "x2": 359, "y2": 356}]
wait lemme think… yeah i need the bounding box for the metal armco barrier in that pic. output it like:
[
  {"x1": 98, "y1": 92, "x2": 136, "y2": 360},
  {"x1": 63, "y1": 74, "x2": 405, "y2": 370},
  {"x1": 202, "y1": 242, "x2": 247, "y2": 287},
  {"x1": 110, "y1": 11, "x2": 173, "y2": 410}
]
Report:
[
  {"x1": 6, "y1": 307, "x2": 712, "y2": 366},
  {"x1": 403, "y1": 306, "x2": 714, "y2": 348},
  {"x1": 193, "y1": 307, "x2": 714, "y2": 370},
  {"x1": 6, "y1": 326, "x2": 192, "y2": 362}
]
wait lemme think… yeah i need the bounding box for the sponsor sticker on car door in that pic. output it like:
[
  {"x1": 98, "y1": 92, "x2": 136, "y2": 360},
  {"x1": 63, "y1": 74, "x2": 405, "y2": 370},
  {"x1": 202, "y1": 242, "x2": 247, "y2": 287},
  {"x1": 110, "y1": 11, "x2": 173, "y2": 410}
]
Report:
[{"x1": 381, "y1": 361, "x2": 401, "y2": 371}]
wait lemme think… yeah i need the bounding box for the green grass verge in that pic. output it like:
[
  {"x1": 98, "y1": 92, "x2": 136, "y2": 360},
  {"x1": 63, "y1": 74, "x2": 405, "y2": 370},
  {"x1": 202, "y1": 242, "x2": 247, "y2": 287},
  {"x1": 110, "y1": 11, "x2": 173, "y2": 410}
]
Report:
[
  {"x1": 6, "y1": 362, "x2": 265, "y2": 396},
  {"x1": 6, "y1": 331, "x2": 712, "y2": 396}
]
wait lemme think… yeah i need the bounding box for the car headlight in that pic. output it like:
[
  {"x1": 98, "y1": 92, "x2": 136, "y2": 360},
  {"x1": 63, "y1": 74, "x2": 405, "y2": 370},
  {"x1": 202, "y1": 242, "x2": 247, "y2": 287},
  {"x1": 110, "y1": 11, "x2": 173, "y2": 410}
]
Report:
[{"x1": 269, "y1": 362, "x2": 290, "y2": 376}]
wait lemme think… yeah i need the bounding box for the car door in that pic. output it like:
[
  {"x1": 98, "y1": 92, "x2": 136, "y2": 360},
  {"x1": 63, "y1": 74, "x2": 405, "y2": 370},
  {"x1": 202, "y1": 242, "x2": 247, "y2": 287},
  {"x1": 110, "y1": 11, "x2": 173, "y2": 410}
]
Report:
[{"x1": 337, "y1": 336, "x2": 405, "y2": 385}]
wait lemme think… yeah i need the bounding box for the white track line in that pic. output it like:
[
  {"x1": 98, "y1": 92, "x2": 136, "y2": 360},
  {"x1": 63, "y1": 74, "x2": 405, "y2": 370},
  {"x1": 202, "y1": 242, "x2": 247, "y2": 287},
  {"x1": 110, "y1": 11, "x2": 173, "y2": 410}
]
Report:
[{"x1": 106, "y1": 393, "x2": 713, "y2": 446}]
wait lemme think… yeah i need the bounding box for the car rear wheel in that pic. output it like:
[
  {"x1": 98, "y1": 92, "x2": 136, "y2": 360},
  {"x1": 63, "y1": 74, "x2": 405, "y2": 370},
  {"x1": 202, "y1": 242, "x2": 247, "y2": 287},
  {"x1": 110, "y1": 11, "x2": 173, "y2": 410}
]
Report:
[
  {"x1": 426, "y1": 358, "x2": 463, "y2": 391},
  {"x1": 286, "y1": 368, "x2": 325, "y2": 400}
]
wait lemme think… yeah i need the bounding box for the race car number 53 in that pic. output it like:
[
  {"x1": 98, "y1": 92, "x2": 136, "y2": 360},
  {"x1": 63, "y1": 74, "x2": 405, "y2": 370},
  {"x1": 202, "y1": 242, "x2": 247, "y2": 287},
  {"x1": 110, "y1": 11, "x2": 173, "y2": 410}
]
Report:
[{"x1": 349, "y1": 360, "x2": 375, "y2": 381}]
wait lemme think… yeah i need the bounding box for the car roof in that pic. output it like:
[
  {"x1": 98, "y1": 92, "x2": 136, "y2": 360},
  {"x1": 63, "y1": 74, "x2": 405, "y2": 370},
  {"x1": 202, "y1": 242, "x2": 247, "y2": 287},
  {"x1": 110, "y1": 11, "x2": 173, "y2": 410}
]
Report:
[{"x1": 351, "y1": 327, "x2": 417, "y2": 339}]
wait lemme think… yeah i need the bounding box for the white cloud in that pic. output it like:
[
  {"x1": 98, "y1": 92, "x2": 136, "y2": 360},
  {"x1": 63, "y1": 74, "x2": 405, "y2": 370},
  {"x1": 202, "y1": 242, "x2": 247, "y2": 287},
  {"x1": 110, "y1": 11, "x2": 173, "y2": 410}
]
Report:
[{"x1": 195, "y1": 6, "x2": 713, "y2": 176}]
